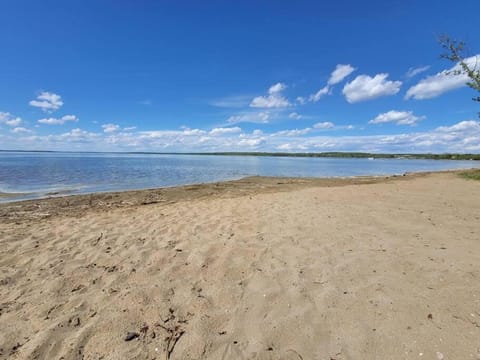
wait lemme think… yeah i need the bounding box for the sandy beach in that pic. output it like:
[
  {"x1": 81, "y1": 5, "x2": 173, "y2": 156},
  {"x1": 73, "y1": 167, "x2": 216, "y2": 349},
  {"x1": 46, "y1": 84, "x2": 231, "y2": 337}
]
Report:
[{"x1": 1, "y1": 171, "x2": 479, "y2": 359}]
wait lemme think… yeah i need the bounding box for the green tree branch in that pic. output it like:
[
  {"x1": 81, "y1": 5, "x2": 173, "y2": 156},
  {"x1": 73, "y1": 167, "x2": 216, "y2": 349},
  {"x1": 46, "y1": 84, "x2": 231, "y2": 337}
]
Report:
[{"x1": 439, "y1": 35, "x2": 480, "y2": 105}]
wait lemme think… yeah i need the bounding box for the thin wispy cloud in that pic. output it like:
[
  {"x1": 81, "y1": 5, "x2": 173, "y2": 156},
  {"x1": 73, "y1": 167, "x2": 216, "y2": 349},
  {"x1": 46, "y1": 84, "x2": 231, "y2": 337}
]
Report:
[
  {"x1": 313, "y1": 121, "x2": 335, "y2": 129},
  {"x1": 38, "y1": 114, "x2": 78, "y2": 125},
  {"x1": 406, "y1": 65, "x2": 430, "y2": 78},
  {"x1": 227, "y1": 111, "x2": 270, "y2": 124},
  {"x1": 309, "y1": 64, "x2": 356, "y2": 103},
  {"x1": 309, "y1": 86, "x2": 329, "y2": 102},
  {"x1": 210, "y1": 95, "x2": 252, "y2": 108},
  {"x1": 273, "y1": 128, "x2": 312, "y2": 136},
  {"x1": 328, "y1": 64, "x2": 356, "y2": 85},
  {"x1": 296, "y1": 96, "x2": 307, "y2": 105},
  {"x1": 138, "y1": 99, "x2": 152, "y2": 105},
  {"x1": 288, "y1": 112, "x2": 302, "y2": 120},
  {"x1": 405, "y1": 55, "x2": 480, "y2": 100}
]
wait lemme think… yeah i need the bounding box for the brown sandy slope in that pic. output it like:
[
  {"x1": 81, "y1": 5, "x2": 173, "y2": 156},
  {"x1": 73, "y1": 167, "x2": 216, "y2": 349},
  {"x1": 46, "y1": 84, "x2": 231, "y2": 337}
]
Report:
[{"x1": 0, "y1": 171, "x2": 479, "y2": 359}]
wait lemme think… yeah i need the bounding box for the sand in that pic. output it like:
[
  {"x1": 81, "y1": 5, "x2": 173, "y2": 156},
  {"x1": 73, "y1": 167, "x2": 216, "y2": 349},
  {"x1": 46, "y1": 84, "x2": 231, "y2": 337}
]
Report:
[{"x1": 1, "y1": 171, "x2": 479, "y2": 359}]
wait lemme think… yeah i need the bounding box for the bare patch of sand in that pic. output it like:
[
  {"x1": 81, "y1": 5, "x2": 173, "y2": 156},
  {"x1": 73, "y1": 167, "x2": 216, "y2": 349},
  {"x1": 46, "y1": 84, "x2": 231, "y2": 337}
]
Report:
[{"x1": 1, "y1": 171, "x2": 479, "y2": 359}]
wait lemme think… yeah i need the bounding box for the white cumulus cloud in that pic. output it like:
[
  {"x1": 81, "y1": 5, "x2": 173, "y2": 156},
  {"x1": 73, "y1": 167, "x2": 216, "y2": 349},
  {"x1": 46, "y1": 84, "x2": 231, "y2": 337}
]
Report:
[
  {"x1": 209, "y1": 127, "x2": 242, "y2": 136},
  {"x1": 250, "y1": 83, "x2": 291, "y2": 108},
  {"x1": 181, "y1": 128, "x2": 206, "y2": 136},
  {"x1": 405, "y1": 55, "x2": 480, "y2": 100},
  {"x1": 0, "y1": 112, "x2": 9, "y2": 122},
  {"x1": 269, "y1": 83, "x2": 287, "y2": 93},
  {"x1": 102, "y1": 123, "x2": 121, "y2": 133},
  {"x1": 238, "y1": 138, "x2": 265, "y2": 147},
  {"x1": 369, "y1": 110, "x2": 425, "y2": 126},
  {"x1": 11, "y1": 127, "x2": 33, "y2": 134},
  {"x1": 288, "y1": 112, "x2": 302, "y2": 120},
  {"x1": 38, "y1": 114, "x2": 78, "y2": 125},
  {"x1": 313, "y1": 121, "x2": 335, "y2": 129},
  {"x1": 29, "y1": 92, "x2": 63, "y2": 112},
  {"x1": 343, "y1": 73, "x2": 402, "y2": 103},
  {"x1": 5, "y1": 118, "x2": 22, "y2": 127},
  {"x1": 36, "y1": 128, "x2": 100, "y2": 144},
  {"x1": 0, "y1": 112, "x2": 23, "y2": 127},
  {"x1": 436, "y1": 120, "x2": 480, "y2": 133}
]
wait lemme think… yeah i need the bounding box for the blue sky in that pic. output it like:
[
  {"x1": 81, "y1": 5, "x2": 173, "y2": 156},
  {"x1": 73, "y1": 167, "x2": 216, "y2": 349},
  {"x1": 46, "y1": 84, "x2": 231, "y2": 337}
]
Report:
[{"x1": 1, "y1": 0, "x2": 479, "y2": 153}]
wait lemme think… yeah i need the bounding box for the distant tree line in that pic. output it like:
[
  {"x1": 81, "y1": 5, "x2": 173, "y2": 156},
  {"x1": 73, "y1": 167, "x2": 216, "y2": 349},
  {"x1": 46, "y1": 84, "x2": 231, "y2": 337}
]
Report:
[
  {"x1": 1, "y1": 149, "x2": 479, "y2": 159},
  {"x1": 180, "y1": 152, "x2": 480, "y2": 160}
]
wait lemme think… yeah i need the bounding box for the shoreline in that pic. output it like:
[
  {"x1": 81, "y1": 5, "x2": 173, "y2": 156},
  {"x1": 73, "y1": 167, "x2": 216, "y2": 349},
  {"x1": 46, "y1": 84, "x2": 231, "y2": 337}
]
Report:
[
  {"x1": 1, "y1": 155, "x2": 479, "y2": 205},
  {"x1": 0, "y1": 168, "x2": 476, "y2": 223}
]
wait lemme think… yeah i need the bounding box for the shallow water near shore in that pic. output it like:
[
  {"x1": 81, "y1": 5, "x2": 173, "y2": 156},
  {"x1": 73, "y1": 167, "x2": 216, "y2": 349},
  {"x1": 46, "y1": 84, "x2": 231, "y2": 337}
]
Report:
[{"x1": 1, "y1": 151, "x2": 479, "y2": 202}]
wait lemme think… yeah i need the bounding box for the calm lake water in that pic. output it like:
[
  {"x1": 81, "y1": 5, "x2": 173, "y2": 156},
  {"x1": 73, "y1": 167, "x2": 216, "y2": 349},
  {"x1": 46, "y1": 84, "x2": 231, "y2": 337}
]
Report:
[{"x1": 0, "y1": 152, "x2": 479, "y2": 202}]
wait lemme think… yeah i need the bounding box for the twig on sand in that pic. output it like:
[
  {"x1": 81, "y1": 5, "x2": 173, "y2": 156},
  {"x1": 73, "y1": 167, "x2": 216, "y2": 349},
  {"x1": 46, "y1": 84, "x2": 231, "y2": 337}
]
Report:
[
  {"x1": 92, "y1": 232, "x2": 103, "y2": 246},
  {"x1": 157, "y1": 324, "x2": 185, "y2": 360},
  {"x1": 141, "y1": 199, "x2": 161, "y2": 205},
  {"x1": 286, "y1": 348, "x2": 304, "y2": 359},
  {"x1": 155, "y1": 313, "x2": 186, "y2": 360}
]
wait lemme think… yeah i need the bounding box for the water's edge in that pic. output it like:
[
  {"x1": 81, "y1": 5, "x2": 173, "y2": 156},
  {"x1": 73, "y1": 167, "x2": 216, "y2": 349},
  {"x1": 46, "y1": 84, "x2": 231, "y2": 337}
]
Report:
[{"x1": 1, "y1": 167, "x2": 476, "y2": 205}]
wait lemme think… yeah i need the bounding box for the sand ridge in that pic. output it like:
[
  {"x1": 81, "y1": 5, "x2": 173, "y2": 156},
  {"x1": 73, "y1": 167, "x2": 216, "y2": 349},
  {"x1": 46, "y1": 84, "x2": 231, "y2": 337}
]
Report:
[{"x1": 0, "y1": 171, "x2": 479, "y2": 359}]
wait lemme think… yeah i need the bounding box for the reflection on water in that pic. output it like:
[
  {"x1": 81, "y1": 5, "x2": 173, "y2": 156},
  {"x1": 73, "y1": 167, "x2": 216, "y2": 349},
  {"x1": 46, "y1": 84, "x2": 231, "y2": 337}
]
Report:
[{"x1": 0, "y1": 152, "x2": 478, "y2": 202}]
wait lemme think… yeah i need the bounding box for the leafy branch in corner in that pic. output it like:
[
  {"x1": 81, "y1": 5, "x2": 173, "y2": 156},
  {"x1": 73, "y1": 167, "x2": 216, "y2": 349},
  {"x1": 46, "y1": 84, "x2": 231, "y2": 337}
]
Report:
[{"x1": 439, "y1": 34, "x2": 480, "y2": 107}]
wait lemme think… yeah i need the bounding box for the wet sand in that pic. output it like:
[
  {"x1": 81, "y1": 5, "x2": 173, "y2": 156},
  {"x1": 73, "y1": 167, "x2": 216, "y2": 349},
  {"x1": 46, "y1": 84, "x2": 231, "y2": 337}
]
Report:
[{"x1": 1, "y1": 171, "x2": 479, "y2": 359}]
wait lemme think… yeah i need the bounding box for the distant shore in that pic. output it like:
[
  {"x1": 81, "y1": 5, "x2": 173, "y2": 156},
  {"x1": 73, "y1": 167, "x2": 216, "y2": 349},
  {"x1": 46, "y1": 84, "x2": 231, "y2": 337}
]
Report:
[{"x1": 1, "y1": 149, "x2": 480, "y2": 160}]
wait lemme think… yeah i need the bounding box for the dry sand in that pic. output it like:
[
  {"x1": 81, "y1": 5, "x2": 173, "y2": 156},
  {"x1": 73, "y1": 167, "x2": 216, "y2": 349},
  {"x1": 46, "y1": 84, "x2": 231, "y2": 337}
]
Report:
[{"x1": 1, "y1": 171, "x2": 479, "y2": 359}]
